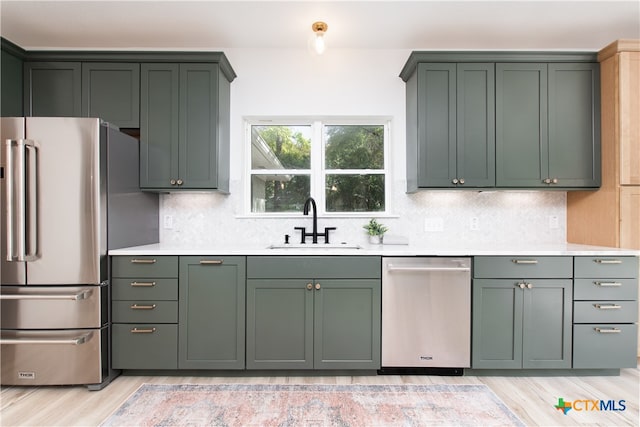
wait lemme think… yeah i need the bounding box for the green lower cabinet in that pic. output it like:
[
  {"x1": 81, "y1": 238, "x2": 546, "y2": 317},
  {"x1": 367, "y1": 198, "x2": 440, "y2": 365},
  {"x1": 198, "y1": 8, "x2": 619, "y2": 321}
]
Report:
[
  {"x1": 472, "y1": 279, "x2": 572, "y2": 369},
  {"x1": 112, "y1": 324, "x2": 178, "y2": 369},
  {"x1": 246, "y1": 279, "x2": 314, "y2": 369},
  {"x1": 179, "y1": 256, "x2": 245, "y2": 369},
  {"x1": 313, "y1": 279, "x2": 381, "y2": 369},
  {"x1": 246, "y1": 278, "x2": 381, "y2": 370}
]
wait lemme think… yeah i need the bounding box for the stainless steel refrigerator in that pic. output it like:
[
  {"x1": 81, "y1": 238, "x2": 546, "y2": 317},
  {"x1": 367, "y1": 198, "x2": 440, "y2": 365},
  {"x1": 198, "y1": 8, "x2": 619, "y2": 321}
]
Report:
[{"x1": 1, "y1": 117, "x2": 158, "y2": 389}]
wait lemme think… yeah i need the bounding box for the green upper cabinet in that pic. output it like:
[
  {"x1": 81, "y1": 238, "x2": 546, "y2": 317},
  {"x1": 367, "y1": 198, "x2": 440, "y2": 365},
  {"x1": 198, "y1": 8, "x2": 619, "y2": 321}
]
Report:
[
  {"x1": 1, "y1": 38, "x2": 25, "y2": 116},
  {"x1": 24, "y1": 62, "x2": 82, "y2": 117},
  {"x1": 401, "y1": 52, "x2": 600, "y2": 191},
  {"x1": 140, "y1": 62, "x2": 231, "y2": 192},
  {"x1": 496, "y1": 62, "x2": 600, "y2": 188},
  {"x1": 178, "y1": 256, "x2": 246, "y2": 370},
  {"x1": 81, "y1": 63, "x2": 140, "y2": 128},
  {"x1": 406, "y1": 62, "x2": 495, "y2": 190}
]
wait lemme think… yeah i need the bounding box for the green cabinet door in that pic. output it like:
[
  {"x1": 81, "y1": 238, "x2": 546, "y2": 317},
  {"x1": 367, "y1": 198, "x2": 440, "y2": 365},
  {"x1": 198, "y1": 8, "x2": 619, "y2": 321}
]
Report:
[
  {"x1": 179, "y1": 256, "x2": 246, "y2": 369},
  {"x1": 412, "y1": 63, "x2": 494, "y2": 189},
  {"x1": 82, "y1": 63, "x2": 140, "y2": 128},
  {"x1": 140, "y1": 63, "x2": 180, "y2": 189},
  {"x1": 495, "y1": 63, "x2": 548, "y2": 188},
  {"x1": 472, "y1": 279, "x2": 524, "y2": 369},
  {"x1": 522, "y1": 280, "x2": 572, "y2": 369},
  {"x1": 314, "y1": 279, "x2": 381, "y2": 369},
  {"x1": 472, "y1": 278, "x2": 572, "y2": 369},
  {"x1": 24, "y1": 62, "x2": 81, "y2": 117},
  {"x1": 246, "y1": 279, "x2": 314, "y2": 369},
  {"x1": 415, "y1": 63, "x2": 456, "y2": 188},
  {"x1": 547, "y1": 63, "x2": 600, "y2": 188},
  {"x1": 456, "y1": 63, "x2": 495, "y2": 187},
  {"x1": 179, "y1": 63, "x2": 220, "y2": 189}
]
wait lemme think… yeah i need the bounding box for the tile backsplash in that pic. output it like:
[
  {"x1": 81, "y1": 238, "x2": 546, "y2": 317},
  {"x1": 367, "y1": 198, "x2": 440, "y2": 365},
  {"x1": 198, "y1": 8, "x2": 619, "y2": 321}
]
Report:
[{"x1": 159, "y1": 180, "x2": 566, "y2": 247}]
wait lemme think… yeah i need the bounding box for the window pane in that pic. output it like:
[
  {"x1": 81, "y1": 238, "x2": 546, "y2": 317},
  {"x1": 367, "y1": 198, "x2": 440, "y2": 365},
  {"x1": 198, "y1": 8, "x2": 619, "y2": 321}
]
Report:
[
  {"x1": 325, "y1": 175, "x2": 385, "y2": 212},
  {"x1": 325, "y1": 125, "x2": 384, "y2": 169},
  {"x1": 251, "y1": 125, "x2": 311, "y2": 169},
  {"x1": 251, "y1": 174, "x2": 310, "y2": 213}
]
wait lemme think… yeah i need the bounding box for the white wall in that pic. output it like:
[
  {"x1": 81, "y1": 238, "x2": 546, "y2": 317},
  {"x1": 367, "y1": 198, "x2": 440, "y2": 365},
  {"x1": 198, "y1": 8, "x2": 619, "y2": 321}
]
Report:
[{"x1": 160, "y1": 48, "x2": 566, "y2": 247}]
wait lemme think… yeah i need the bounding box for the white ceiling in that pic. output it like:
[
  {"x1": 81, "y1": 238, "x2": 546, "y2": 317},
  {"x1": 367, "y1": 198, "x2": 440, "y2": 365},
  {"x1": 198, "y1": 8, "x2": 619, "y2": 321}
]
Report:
[{"x1": 1, "y1": 0, "x2": 639, "y2": 51}]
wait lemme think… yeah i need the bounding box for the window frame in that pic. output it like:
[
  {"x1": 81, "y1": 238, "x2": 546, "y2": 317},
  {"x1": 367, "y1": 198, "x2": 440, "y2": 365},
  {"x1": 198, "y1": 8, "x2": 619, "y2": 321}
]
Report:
[{"x1": 244, "y1": 117, "x2": 392, "y2": 218}]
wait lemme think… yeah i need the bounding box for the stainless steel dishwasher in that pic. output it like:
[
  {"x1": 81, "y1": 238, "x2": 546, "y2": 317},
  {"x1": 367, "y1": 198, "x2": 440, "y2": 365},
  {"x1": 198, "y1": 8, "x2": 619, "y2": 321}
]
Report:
[{"x1": 380, "y1": 257, "x2": 471, "y2": 375}]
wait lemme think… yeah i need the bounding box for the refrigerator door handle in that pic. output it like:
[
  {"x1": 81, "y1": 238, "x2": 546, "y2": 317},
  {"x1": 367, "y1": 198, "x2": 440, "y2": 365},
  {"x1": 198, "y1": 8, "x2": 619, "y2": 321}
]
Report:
[{"x1": 5, "y1": 139, "x2": 39, "y2": 263}]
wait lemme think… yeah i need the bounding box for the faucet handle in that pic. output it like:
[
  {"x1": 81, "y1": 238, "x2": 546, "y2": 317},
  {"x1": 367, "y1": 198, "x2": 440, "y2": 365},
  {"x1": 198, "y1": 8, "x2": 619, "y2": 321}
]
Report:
[
  {"x1": 294, "y1": 227, "x2": 306, "y2": 244},
  {"x1": 323, "y1": 227, "x2": 337, "y2": 244}
]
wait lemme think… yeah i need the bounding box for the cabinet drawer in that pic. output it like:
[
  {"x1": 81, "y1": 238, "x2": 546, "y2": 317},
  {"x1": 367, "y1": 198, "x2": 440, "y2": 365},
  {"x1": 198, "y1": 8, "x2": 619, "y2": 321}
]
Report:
[
  {"x1": 573, "y1": 278, "x2": 638, "y2": 300},
  {"x1": 247, "y1": 256, "x2": 381, "y2": 279},
  {"x1": 573, "y1": 301, "x2": 638, "y2": 323},
  {"x1": 112, "y1": 301, "x2": 178, "y2": 323},
  {"x1": 112, "y1": 278, "x2": 178, "y2": 301},
  {"x1": 574, "y1": 256, "x2": 639, "y2": 278},
  {"x1": 573, "y1": 324, "x2": 638, "y2": 369},
  {"x1": 111, "y1": 256, "x2": 178, "y2": 278},
  {"x1": 112, "y1": 324, "x2": 177, "y2": 369},
  {"x1": 473, "y1": 256, "x2": 572, "y2": 278}
]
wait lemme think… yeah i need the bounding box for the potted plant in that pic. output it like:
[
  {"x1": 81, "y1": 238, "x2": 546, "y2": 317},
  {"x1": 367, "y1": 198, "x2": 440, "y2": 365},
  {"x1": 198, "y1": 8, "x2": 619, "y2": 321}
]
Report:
[{"x1": 363, "y1": 218, "x2": 388, "y2": 244}]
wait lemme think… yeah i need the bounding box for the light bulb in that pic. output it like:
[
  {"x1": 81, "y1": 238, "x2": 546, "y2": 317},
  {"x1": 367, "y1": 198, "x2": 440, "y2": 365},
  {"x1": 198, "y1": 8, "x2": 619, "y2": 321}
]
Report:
[{"x1": 314, "y1": 33, "x2": 326, "y2": 54}]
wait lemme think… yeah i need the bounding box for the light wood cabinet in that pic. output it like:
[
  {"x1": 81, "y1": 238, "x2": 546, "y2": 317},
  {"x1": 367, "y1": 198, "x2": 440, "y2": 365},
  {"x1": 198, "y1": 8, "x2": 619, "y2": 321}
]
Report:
[{"x1": 567, "y1": 40, "x2": 640, "y2": 249}]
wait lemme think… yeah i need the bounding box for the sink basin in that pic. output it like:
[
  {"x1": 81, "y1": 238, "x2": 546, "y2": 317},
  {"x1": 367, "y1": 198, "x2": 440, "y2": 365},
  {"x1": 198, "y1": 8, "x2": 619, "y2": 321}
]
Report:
[{"x1": 267, "y1": 243, "x2": 362, "y2": 250}]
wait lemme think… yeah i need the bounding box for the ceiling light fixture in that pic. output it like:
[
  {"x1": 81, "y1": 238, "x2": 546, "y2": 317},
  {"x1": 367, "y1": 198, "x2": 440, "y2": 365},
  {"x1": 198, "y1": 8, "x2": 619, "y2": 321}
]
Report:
[{"x1": 311, "y1": 21, "x2": 328, "y2": 54}]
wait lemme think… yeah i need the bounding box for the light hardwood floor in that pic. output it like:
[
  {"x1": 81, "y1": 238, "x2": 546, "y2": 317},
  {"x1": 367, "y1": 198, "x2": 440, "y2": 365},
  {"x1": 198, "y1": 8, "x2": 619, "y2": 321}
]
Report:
[{"x1": 1, "y1": 366, "x2": 638, "y2": 426}]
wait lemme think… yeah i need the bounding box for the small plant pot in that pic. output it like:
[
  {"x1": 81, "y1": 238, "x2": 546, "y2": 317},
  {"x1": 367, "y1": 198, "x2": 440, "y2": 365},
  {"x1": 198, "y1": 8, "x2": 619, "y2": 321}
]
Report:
[{"x1": 369, "y1": 235, "x2": 383, "y2": 244}]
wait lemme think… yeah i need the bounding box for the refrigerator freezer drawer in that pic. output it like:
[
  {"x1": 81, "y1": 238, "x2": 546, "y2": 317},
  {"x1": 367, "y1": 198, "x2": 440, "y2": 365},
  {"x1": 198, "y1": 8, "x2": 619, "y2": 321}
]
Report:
[
  {"x1": 0, "y1": 327, "x2": 105, "y2": 386},
  {"x1": 0, "y1": 285, "x2": 106, "y2": 329}
]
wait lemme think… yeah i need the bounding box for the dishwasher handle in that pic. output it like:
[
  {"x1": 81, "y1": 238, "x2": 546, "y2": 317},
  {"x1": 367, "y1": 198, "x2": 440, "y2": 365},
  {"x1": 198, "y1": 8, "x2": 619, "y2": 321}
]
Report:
[{"x1": 386, "y1": 265, "x2": 470, "y2": 272}]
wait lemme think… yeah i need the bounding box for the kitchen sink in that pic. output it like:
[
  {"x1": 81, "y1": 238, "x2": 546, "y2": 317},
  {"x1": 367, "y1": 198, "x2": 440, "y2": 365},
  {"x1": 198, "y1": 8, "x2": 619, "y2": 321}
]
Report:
[{"x1": 267, "y1": 243, "x2": 362, "y2": 250}]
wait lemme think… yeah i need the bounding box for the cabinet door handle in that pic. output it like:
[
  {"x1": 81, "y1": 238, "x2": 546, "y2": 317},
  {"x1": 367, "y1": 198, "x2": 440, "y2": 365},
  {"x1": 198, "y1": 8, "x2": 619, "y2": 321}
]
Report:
[
  {"x1": 526, "y1": 283, "x2": 533, "y2": 289},
  {"x1": 593, "y1": 304, "x2": 621, "y2": 310},
  {"x1": 130, "y1": 259, "x2": 156, "y2": 264},
  {"x1": 130, "y1": 281, "x2": 156, "y2": 287},
  {"x1": 130, "y1": 327, "x2": 156, "y2": 334},
  {"x1": 551, "y1": 178, "x2": 558, "y2": 184},
  {"x1": 458, "y1": 178, "x2": 465, "y2": 184},
  {"x1": 543, "y1": 178, "x2": 551, "y2": 184},
  {"x1": 315, "y1": 283, "x2": 321, "y2": 290},
  {"x1": 200, "y1": 259, "x2": 223, "y2": 265},
  {"x1": 594, "y1": 281, "x2": 622, "y2": 287},
  {"x1": 130, "y1": 304, "x2": 157, "y2": 310},
  {"x1": 176, "y1": 179, "x2": 183, "y2": 186},
  {"x1": 595, "y1": 327, "x2": 621, "y2": 334},
  {"x1": 452, "y1": 178, "x2": 459, "y2": 184},
  {"x1": 306, "y1": 283, "x2": 313, "y2": 290},
  {"x1": 594, "y1": 259, "x2": 623, "y2": 264},
  {"x1": 512, "y1": 259, "x2": 538, "y2": 264},
  {"x1": 517, "y1": 282, "x2": 526, "y2": 289}
]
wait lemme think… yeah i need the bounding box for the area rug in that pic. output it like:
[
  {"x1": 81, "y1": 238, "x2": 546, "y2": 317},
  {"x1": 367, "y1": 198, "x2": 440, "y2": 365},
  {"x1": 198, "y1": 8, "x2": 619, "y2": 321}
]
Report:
[{"x1": 100, "y1": 383, "x2": 524, "y2": 427}]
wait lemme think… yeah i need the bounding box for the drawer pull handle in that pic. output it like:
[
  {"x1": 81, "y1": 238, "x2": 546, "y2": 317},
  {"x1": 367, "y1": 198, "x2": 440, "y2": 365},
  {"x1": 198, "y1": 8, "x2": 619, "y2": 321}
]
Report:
[
  {"x1": 130, "y1": 259, "x2": 157, "y2": 264},
  {"x1": 200, "y1": 260, "x2": 223, "y2": 265},
  {"x1": 512, "y1": 259, "x2": 538, "y2": 264},
  {"x1": 594, "y1": 259, "x2": 622, "y2": 264},
  {"x1": 593, "y1": 304, "x2": 622, "y2": 310},
  {"x1": 130, "y1": 327, "x2": 156, "y2": 334},
  {"x1": 130, "y1": 304, "x2": 157, "y2": 310},
  {"x1": 130, "y1": 281, "x2": 156, "y2": 287},
  {"x1": 595, "y1": 281, "x2": 622, "y2": 287},
  {"x1": 595, "y1": 327, "x2": 621, "y2": 334}
]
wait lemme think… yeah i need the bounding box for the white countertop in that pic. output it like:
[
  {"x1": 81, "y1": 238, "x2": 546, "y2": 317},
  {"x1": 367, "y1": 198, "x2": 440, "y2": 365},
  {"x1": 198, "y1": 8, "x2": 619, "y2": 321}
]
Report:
[{"x1": 109, "y1": 242, "x2": 640, "y2": 257}]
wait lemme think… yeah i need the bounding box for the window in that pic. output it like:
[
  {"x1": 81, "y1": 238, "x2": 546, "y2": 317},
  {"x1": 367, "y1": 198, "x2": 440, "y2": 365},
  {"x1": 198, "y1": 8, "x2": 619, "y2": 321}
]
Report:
[{"x1": 247, "y1": 119, "x2": 389, "y2": 216}]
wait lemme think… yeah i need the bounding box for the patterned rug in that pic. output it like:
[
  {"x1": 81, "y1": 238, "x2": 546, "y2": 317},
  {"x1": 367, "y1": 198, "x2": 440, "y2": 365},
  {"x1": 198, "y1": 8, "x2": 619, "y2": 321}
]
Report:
[{"x1": 101, "y1": 383, "x2": 524, "y2": 427}]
